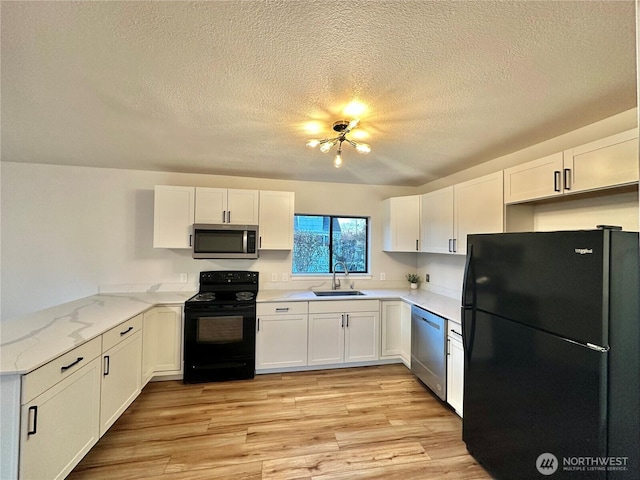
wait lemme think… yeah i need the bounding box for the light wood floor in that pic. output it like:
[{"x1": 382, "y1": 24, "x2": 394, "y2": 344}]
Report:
[{"x1": 68, "y1": 364, "x2": 492, "y2": 479}]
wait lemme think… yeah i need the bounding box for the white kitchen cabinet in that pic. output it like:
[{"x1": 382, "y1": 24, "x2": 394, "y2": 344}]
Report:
[
  {"x1": 381, "y1": 301, "x2": 402, "y2": 357},
  {"x1": 308, "y1": 300, "x2": 379, "y2": 366},
  {"x1": 153, "y1": 185, "x2": 195, "y2": 248},
  {"x1": 142, "y1": 306, "x2": 183, "y2": 386},
  {"x1": 564, "y1": 129, "x2": 638, "y2": 194},
  {"x1": 504, "y1": 129, "x2": 638, "y2": 204},
  {"x1": 420, "y1": 187, "x2": 454, "y2": 254},
  {"x1": 420, "y1": 171, "x2": 504, "y2": 255},
  {"x1": 446, "y1": 322, "x2": 464, "y2": 417},
  {"x1": 258, "y1": 190, "x2": 295, "y2": 250},
  {"x1": 380, "y1": 300, "x2": 411, "y2": 368},
  {"x1": 400, "y1": 301, "x2": 412, "y2": 367},
  {"x1": 382, "y1": 195, "x2": 421, "y2": 252},
  {"x1": 100, "y1": 315, "x2": 142, "y2": 437},
  {"x1": 19, "y1": 340, "x2": 102, "y2": 480},
  {"x1": 256, "y1": 302, "x2": 308, "y2": 370},
  {"x1": 195, "y1": 187, "x2": 259, "y2": 225}
]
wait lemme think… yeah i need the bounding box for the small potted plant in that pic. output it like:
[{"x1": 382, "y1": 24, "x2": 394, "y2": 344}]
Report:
[{"x1": 406, "y1": 273, "x2": 421, "y2": 290}]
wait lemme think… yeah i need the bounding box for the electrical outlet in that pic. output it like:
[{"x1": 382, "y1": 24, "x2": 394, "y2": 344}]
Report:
[
  {"x1": 426, "y1": 274, "x2": 430, "y2": 283},
  {"x1": 179, "y1": 273, "x2": 188, "y2": 283},
  {"x1": 380, "y1": 272, "x2": 386, "y2": 281},
  {"x1": 282, "y1": 273, "x2": 289, "y2": 282},
  {"x1": 271, "y1": 273, "x2": 278, "y2": 282}
]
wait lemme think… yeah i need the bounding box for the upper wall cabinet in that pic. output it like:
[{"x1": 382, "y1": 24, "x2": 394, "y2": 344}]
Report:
[
  {"x1": 195, "y1": 187, "x2": 259, "y2": 225},
  {"x1": 153, "y1": 186, "x2": 194, "y2": 249},
  {"x1": 421, "y1": 171, "x2": 504, "y2": 255},
  {"x1": 564, "y1": 129, "x2": 638, "y2": 194},
  {"x1": 258, "y1": 191, "x2": 295, "y2": 250},
  {"x1": 382, "y1": 195, "x2": 421, "y2": 252},
  {"x1": 504, "y1": 129, "x2": 639, "y2": 204}
]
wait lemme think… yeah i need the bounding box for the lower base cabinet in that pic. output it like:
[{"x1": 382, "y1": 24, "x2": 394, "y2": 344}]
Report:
[
  {"x1": 19, "y1": 356, "x2": 101, "y2": 480},
  {"x1": 446, "y1": 323, "x2": 464, "y2": 416},
  {"x1": 256, "y1": 302, "x2": 308, "y2": 370},
  {"x1": 380, "y1": 301, "x2": 412, "y2": 368},
  {"x1": 142, "y1": 306, "x2": 183, "y2": 385},
  {"x1": 100, "y1": 329, "x2": 142, "y2": 436},
  {"x1": 308, "y1": 300, "x2": 380, "y2": 366}
]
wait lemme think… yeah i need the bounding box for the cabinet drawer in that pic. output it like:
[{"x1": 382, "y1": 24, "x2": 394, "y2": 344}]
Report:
[
  {"x1": 102, "y1": 314, "x2": 143, "y2": 352},
  {"x1": 257, "y1": 302, "x2": 308, "y2": 316},
  {"x1": 22, "y1": 336, "x2": 102, "y2": 405},
  {"x1": 309, "y1": 299, "x2": 379, "y2": 314}
]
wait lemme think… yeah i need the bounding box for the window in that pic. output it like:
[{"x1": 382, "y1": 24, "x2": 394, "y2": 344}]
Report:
[{"x1": 292, "y1": 215, "x2": 369, "y2": 274}]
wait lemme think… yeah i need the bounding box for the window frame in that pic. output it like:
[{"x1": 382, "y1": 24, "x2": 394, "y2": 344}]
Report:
[{"x1": 292, "y1": 214, "x2": 370, "y2": 276}]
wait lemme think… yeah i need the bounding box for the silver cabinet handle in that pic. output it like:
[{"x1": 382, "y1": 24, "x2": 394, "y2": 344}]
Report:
[{"x1": 275, "y1": 307, "x2": 289, "y2": 312}]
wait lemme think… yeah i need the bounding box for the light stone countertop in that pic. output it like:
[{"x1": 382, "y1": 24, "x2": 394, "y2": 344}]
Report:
[
  {"x1": 257, "y1": 288, "x2": 462, "y2": 325},
  {"x1": 1, "y1": 288, "x2": 461, "y2": 376},
  {"x1": 0, "y1": 292, "x2": 194, "y2": 376}
]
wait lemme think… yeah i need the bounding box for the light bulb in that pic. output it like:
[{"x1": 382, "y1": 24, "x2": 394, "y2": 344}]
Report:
[
  {"x1": 334, "y1": 153, "x2": 343, "y2": 168},
  {"x1": 319, "y1": 141, "x2": 333, "y2": 153},
  {"x1": 306, "y1": 139, "x2": 320, "y2": 148},
  {"x1": 355, "y1": 143, "x2": 371, "y2": 154},
  {"x1": 347, "y1": 119, "x2": 360, "y2": 130}
]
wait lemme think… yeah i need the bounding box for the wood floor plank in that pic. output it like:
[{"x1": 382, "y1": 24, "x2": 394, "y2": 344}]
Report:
[{"x1": 69, "y1": 364, "x2": 491, "y2": 479}]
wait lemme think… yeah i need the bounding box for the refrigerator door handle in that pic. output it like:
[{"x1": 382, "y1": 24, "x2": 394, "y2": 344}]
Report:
[{"x1": 461, "y1": 244, "x2": 477, "y2": 369}]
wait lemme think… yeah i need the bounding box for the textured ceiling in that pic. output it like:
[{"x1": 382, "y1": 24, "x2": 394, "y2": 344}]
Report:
[{"x1": 1, "y1": 1, "x2": 637, "y2": 186}]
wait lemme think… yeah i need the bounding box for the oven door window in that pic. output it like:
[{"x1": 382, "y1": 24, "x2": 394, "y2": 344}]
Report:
[{"x1": 197, "y1": 315, "x2": 244, "y2": 344}]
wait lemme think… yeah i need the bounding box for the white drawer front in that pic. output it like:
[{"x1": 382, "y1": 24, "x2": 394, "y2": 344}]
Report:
[
  {"x1": 22, "y1": 336, "x2": 102, "y2": 405},
  {"x1": 257, "y1": 302, "x2": 308, "y2": 316},
  {"x1": 102, "y1": 314, "x2": 143, "y2": 352},
  {"x1": 309, "y1": 299, "x2": 379, "y2": 314}
]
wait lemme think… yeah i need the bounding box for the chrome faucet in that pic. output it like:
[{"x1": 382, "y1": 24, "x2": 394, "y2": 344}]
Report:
[{"x1": 332, "y1": 261, "x2": 349, "y2": 290}]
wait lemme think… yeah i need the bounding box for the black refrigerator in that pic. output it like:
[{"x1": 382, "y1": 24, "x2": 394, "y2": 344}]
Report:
[{"x1": 462, "y1": 229, "x2": 639, "y2": 480}]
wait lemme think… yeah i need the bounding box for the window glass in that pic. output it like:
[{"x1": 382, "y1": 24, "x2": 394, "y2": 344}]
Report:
[{"x1": 292, "y1": 215, "x2": 368, "y2": 274}]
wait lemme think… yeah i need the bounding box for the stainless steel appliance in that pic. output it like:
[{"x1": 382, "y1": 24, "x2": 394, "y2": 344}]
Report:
[
  {"x1": 462, "y1": 228, "x2": 639, "y2": 479},
  {"x1": 183, "y1": 271, "x2": 259, "y2": 383},
  {"x1": 192, "y1": 224, "x2": 259, "y2": 259},
  {"x1": 411, "y1": 304, "x2": 447, "y2": 400}
]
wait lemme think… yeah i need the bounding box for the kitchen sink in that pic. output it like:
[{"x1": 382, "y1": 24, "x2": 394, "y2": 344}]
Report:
[{"x1": 313, "y1": 290, "x2": 366, "y2": 297}]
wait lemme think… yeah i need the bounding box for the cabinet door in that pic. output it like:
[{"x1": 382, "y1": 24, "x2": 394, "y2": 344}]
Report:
[
  {"x1": 400, "y1": 302, "x2": 412, "y2": 367},
  {"x1": 446, "y1": 332, "x2": 464, "y2": 417},
  {"x1": 383, "y1": 196, "x2": 421, "y2": 252},
  {"x1": 195, "y1": 187, "x2": 227, "y2": 224},
  {"x1": 381, "y1": 301, "x2": 402, "y2": 357},
  {"x1": 256, "y1": 314, "x2": 308, "y2": 369},
  {"x1": 308, "y1": 313, "x2": 344, "y2": 366},
  {"x1": 141, "y1": 309, "x2": 156, "y2": 386},
  {"x1": 19, "y1": 357, "x2": 101, "y2": 480},
  {"x1": 143, "y1": 306, "x2": 182, "y2": 383},
  {"x1": 227, "y1": 189, "x2": 259, "y2": 224},
  {"x1": 454, "y1": 171, "x2": 504, "y2": 256},
  {"x1": 503, "y1": 152, "x2": 563, "y2": 204},
  {"x1": 153, "y1": 186, "x2": 195, "y2": 248},
  {"x1": 420, "y1": 187, "x2": 454, "y2": 254},
  {"x1": 344, "y1": 311, "x2": 380, "y2": 363},
  {"x1": 259, "y1": 191, "x2": 295, "y2": 250},
  {"x1": 565, "y1": 129, "x2": 639, "y2": 194},
  {"x1": 100, "y1": 332, "x2": 142, "y2": 436}
]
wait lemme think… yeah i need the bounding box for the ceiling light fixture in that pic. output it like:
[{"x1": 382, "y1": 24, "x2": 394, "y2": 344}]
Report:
[{"x1": 306, "y1": 119, "x2": 371, "y2": 168}]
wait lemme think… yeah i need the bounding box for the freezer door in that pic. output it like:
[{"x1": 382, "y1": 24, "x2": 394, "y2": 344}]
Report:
[
  {"x1": 463, "y1": 310, "x2": 607, "y2": 480},
  {"x1": 466, "y1": 231, "x2": 607, "y2": 346}
]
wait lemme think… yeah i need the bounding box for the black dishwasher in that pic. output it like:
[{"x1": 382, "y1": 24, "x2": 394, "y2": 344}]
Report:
[{"x1": 411, "y1": 305, "x2": 447, "y2": 400}]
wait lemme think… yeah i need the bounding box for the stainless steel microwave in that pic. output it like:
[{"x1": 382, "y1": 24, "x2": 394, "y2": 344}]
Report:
[{"x1": 192, "y1": 224, "x2": 259, "y2": 259}]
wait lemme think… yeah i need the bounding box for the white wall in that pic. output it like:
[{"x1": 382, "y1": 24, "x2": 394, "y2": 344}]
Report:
[{"x1": 0, "y1": 163, "x2": 415, "y2": 321}]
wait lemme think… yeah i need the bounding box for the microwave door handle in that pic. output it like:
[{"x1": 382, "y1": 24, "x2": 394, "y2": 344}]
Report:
[{"x1": 243, "y1": 230, "x2": 248, "y2": 253}]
